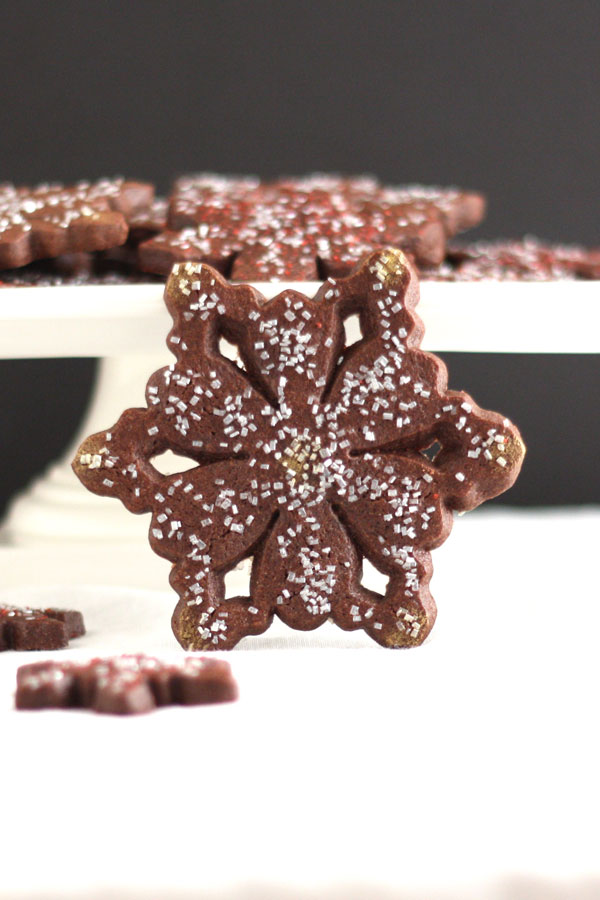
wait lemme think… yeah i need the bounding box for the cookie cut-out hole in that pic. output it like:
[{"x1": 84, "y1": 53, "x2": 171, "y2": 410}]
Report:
[
  {"x1": 343, "y1": 313, "x2": 363, "y2": 349},
  {"x1": 219, "y1": 335, "x2": 247, "y2": 371},
  {"x1": 150, "y1": 451, "x2": 199, "y2": 476},
  {"x1": 360, "y1": 557, "x2": 389, "y2": 593},
  {"x1": 222, "y1": 252, "x2": 239, "y2": 278},
  {"x1": 421, "y1": 440, "x2": 442, "y2": 462},
  {"x1": 224, "y1": 557, "x2": 253, "y2": 599},
  {"x1": 218, "y1": 328, "x2": 280, "y2": 410}
]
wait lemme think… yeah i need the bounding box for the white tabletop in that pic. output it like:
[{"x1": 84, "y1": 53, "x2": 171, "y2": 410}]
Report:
[{"x1": 1, "y1": 507, "x2": 599, "y2": 899}]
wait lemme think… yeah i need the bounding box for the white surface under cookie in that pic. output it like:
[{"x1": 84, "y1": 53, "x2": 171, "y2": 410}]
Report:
[{"x1": 0, "y1": 507, "x2": 598, "y2": 899}]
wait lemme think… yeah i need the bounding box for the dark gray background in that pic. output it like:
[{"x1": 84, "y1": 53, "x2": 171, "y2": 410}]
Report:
[{"x1": 0, "y1": 0, "x2": 598, "y2": 515}]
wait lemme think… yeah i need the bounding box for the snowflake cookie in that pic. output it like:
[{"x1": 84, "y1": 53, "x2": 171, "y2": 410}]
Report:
[
  {"x1": 139, "y1": 174, "x2": 485, "y2": 279},
  {"x1": 73, "y1": 248, "x2": 524, "y2": 650}
]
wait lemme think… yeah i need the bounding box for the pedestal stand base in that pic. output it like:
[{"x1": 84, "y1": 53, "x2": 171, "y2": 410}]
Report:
[{"x1": 2, "y1": 354, "x2": 167, "y2": 543}]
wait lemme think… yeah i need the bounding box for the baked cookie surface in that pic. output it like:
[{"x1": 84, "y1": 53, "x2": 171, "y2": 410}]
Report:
[
  {"x1": 422, "y1": 238, "x2": 600, "y2": 280},
  {"x1": 0, "y1": 605, "x2": 84, "y2": 651},
  {"x1": 73, "y1": 248, "x2": 524, "y2": 650},
  {"x1": 139, "y1": 174, "x2": 485, "y2": 279},
  {"x1": 0, "y1": 178, "x2": 154, "y2": 268},
  {"x1": 16, "y1": 654, "x2": 237, "y2": 713}
]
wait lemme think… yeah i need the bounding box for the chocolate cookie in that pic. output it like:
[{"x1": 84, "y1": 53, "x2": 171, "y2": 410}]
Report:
[
  {"x1": 139, "y1": 174, "x2": 485, "y2": 279},
  {"x1": 128, "y1": 196, "x2": 168, "y2": 240},
  {"x1": 100, "y1": 196, "x2": 169, "y2": 269},
  {"x1": 0, "y1": 606, "x2": 85, "y2": 651},
  {"x1": 0, "y1": 178, "x2": 155, "y2": 269},
  {"x1": 73, "y1": 248, "x2": 524, "y2": 650},
  {"x1": 422, "y1": 238, "x2": 600, "y2": 280},
  {"x1": 16, "y1": 654, "x2": 237, "y2": 714}
]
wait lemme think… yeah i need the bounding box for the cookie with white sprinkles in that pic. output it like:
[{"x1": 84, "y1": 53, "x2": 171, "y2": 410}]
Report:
[
  {"x1": 0, "y1": 177, "x2": 154, "y2": 269},
  {"x1": 73, "y1": 248, "x2": 524, "y2": 650},
  {"x1": 139, "y1": 174, "x2": 486, "y2": 278},
  {"x1": 423, "y1": 238, "x2": 600, "y2": 280}
]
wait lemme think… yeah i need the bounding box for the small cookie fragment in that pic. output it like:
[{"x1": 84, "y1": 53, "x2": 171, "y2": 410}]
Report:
[
  {"x1": 73, "y1": 248, "x2": 524, "y2": 651},
  {"x1": 139, "y1": 173, "x2": 485, "y2": 278},
  {"x1": 0, "y1": 177, "x2": 155, "y2": 269},
  {"x1": 16, "y1": 655, "x2": 238, "y2": 714},
  {"x1": 0, "y1": 606, "x2": 85, "y2": 651}
]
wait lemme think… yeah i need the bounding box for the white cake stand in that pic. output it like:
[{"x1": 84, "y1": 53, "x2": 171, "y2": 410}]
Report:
[{"x1": 1, "y1": 279, "x2": 598, "y2": 542}]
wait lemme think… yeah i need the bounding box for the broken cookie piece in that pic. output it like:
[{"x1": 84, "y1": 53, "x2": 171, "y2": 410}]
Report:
[{"x1": 0, "y1": 606, "x2": 85, "y2": 651}]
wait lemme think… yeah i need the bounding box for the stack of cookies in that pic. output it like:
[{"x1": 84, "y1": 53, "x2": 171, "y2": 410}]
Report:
[{"x1": 1, "y1": 173, "x2": 597, "y2": 285}]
